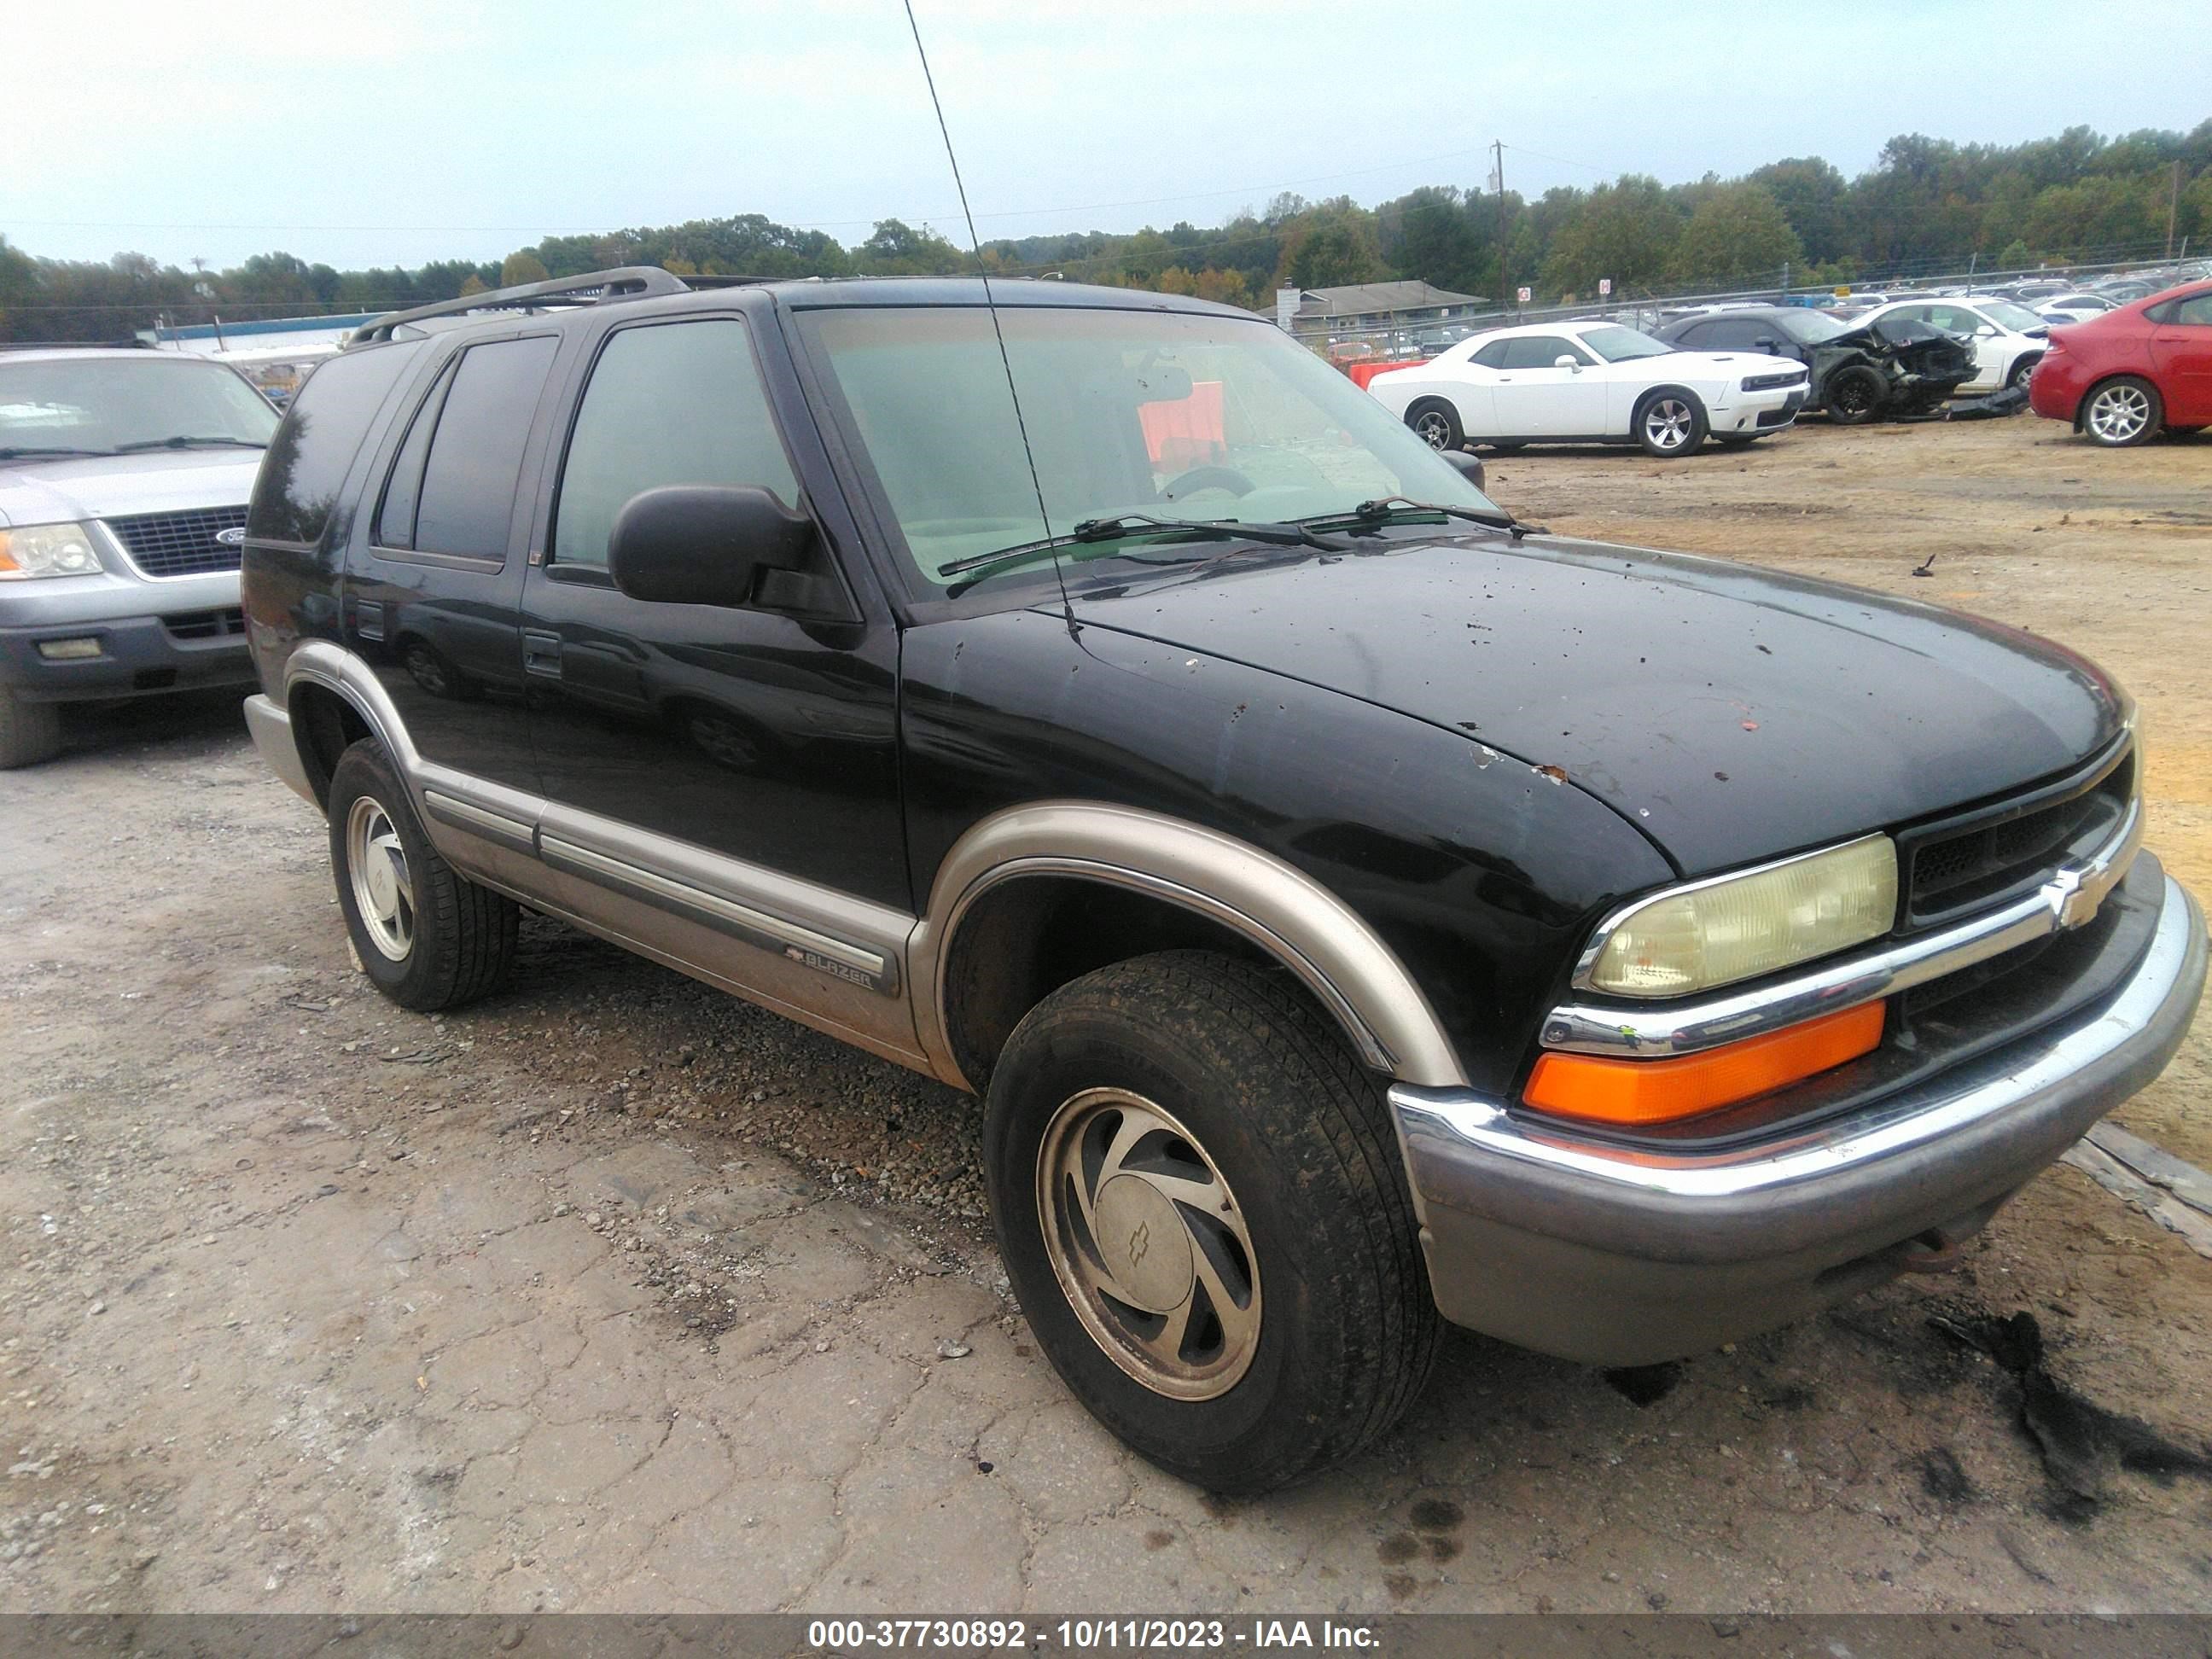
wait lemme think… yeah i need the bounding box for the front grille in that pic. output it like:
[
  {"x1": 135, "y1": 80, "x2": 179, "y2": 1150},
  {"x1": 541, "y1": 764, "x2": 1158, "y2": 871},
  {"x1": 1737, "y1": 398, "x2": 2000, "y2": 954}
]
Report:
[
  {"x1": 103, "y1": 505, "x2": 248, "y2": 578},
  {"x1": 1898, "y1": 748, "x2": 2133, "y2": 930},
  {"x1": 160, "y1": 607, "x2": 247, "y2": 641}
]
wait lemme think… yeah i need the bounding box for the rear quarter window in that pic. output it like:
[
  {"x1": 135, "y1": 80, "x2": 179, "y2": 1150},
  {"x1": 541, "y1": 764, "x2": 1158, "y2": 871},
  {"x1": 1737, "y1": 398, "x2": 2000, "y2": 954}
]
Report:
[{"x1": 248, "y1": 340, "x2": 423, "y2": 545}]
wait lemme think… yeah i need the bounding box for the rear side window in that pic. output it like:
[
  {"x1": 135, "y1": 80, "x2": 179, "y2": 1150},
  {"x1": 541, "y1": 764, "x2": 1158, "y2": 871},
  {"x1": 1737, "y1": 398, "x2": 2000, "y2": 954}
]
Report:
[
  {"x1": 1707, "y1": 319, "x2": 1772, "y2": 350},
  {"x1": 1469, "y1": 339, "x2": 1511, "y2": 369},
  {"x1": 1499, "y1": 335, "x2": 1585, "y2": 370},
  {"x1": 373, "y1": 359, "x2": 457, "y2": 550},
  {"x1": 2170, "y1": 292, "x2": 2212, "y2": 326},
  {"x1": 247, "y1": 341, "x2": 422, "y2": 544},
  {"x1": 405, "y1": 335, "x2": 559, "y2": 562},
  {"x1": 550, "y1": 319, "x2": 798, "y2": 569}
]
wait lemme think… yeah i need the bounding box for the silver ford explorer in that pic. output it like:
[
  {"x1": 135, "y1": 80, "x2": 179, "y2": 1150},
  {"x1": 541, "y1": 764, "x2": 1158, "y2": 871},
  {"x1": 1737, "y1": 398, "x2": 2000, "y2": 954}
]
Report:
[{"x1": 0, "y1": 348, "x2": 276, "y2": 766}]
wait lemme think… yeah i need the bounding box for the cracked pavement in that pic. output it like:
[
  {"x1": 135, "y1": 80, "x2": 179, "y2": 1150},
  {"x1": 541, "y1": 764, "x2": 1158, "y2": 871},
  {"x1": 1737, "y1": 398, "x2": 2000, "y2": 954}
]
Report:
[{"x1": 3, "y1": 428, "x2": 2211, "y2": 1616}]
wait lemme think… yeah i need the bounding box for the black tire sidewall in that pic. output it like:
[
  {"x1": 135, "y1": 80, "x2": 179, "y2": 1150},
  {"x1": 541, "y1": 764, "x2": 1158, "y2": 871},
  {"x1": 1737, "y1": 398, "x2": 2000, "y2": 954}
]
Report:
[
  {"x1": 1406, "y1": 399, "x2": 1464, "y2": 451},
  {"x1": 984, "y1": 963, "x2": 1400, "y2": 1488},
  {"x1": 1828, "y1": 367, "x2": 1885, "y2": 424},
  {"x1": 2084, "y1": 376, "x2": 2163, "y2": 446},
  {"x1": 1635, "y1": 387, "x2": 1707, "y2": 457},
  {"x1": 328, "y1": 740, "x2": 451, "y2": 1006}
]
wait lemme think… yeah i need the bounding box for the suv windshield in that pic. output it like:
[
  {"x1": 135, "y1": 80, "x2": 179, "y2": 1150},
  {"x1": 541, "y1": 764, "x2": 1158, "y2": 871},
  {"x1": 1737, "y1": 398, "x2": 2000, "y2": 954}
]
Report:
[
  {"x1": 1574, "y1": 324, "x2": 1674, "y2": 363},
  {"x1": 796, "y1": 304, "x2": 1499, "y2": 591},
  {"x1": 0, "y1": 357, "x2": 278, "y2": 456},
  {"x1": 1774, "y1": 311, "x2": 1848, "y2": 344}
]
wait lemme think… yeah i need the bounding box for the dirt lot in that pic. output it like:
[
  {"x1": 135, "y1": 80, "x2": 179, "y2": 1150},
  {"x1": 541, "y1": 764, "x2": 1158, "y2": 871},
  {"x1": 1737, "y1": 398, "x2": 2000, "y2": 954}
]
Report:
[{"x1": 3, "y1": 413, "x2": 2209, "y2": 1616}]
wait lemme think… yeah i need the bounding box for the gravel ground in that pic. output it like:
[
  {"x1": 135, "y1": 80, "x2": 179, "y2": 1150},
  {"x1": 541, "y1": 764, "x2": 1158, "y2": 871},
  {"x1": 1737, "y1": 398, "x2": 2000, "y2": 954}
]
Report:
[{"x1": 1, "y1": 411, "x2": 2209, "y2": 1615}]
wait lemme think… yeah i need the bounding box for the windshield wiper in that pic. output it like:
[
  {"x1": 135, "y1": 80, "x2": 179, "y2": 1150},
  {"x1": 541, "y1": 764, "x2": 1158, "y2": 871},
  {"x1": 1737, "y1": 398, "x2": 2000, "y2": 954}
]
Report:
[
  {"x1": 937, "y1": 514, "x2": 1345, "y2": 593},
  {"x1": 113, "y1": 435, "x2": 268, "y2": 452},
  {"x1": 1318, "y1": 497, "x2": 1548, "y2": 540},
  {"x1": 0, "y1": 445, "x2": 118, "y2": 460}
]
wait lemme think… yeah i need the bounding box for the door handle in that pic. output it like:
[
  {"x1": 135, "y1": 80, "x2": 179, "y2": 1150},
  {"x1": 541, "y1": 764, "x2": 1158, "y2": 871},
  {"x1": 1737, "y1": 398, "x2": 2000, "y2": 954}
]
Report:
[{"x1": 521, "y1": 629, "x2": 562, "y2": 678}]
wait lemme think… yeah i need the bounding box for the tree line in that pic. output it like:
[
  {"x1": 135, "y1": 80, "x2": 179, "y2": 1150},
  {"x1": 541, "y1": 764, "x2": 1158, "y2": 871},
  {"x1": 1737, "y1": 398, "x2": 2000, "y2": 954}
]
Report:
[{"x1": 4, "y1": 121, "x2": 2208, "y2": 343}]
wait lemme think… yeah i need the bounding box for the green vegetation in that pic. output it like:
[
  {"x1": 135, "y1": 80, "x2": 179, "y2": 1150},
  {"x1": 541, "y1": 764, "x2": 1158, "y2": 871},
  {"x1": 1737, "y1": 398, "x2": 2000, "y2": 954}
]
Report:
[{"x1": 3, "y1": 122, "x2": 2208, "y2": 341}]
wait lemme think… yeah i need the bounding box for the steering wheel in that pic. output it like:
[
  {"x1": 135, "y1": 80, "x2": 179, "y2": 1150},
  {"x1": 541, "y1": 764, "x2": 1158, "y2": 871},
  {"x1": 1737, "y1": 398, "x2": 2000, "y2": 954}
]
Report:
[{"x1": 1160, "y1": 466, "x2": 1255, "y2": 500}]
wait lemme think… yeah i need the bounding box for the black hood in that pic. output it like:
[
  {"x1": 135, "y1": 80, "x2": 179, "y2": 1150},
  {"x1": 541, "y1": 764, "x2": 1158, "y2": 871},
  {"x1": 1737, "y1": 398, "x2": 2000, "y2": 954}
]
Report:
[
  {"x1": 1062, "y1": 534, "x2": 2126, "y2": 878},
  {"x1": 1832, "y1": 316, "x2": 1979, "y2": 377}
]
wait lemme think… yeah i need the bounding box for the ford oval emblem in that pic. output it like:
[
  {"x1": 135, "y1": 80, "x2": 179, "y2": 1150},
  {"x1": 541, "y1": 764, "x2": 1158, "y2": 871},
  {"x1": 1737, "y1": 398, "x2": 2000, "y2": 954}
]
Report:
[{"x1": 214, "y1": 527, "x2": 247, "y2": 546}]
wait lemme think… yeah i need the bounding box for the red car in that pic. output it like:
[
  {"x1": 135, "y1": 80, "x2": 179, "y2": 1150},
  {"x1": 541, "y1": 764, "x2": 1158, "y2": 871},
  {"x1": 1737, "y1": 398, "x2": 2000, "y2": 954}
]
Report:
[{"x1": 2029, "y1": 278, "x2": 2212, "y2": 445}]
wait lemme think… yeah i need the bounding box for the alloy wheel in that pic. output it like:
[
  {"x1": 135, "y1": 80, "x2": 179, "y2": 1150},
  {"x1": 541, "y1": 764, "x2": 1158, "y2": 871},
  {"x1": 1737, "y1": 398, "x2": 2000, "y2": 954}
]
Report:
[
  {"x1": 1644, "y1": 398, "x2": 1694, "y2": 451},
  {"x1": 2087, "y1": 384, "x2": 2151, "y2": 444},
  {"x1": 1412, "y1": 410, "x2": 1452, "y2": 449},
  {"x1": 1035, "y1": 1087, "x2": 1261, "y2": 1400},
  {"x1": 346, "y1": 795, "x2": 416, "y2": 962}
]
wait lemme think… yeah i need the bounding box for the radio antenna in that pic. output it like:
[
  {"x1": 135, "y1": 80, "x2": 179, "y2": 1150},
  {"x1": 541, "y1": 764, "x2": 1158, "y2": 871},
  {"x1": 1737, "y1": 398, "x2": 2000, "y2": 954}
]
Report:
[{"x1": 899, "y1": 0, "x2": 1080, "y2": 639}]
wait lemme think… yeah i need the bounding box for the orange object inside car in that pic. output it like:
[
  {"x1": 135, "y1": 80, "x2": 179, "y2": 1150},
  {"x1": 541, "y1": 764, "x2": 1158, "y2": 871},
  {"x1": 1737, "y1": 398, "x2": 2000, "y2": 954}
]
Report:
[{"x1": 1522, "y1": 1001, "x2": 1888, "y2": 1127}]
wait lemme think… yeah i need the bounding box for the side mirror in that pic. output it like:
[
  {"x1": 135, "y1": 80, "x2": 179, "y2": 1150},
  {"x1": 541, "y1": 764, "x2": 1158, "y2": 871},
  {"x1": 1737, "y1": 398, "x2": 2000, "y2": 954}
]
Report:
[
  {"x1": 1755, "y1": 335, "x2": 1778, "y2": 351},
  {"x1": 1554, "y1": 354, "x2": 1580, "y2": 371},
  {"x1": 1441, "y1": 450, "x2": 1487, "y2": 492},
  {"x1": 608, "y1": 486, "x2": 818, "y2": 608}
]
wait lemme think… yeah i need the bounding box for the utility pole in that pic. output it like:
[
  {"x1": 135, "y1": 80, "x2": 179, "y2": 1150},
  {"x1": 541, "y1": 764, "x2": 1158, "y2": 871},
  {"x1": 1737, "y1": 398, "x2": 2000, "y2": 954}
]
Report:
[
  {"x1": 1492, "y1": 140, "x2": 1508, "y2": 316},
  {"x1": 2168, "y1": 160, "x2": 2183, "y2": 260}
]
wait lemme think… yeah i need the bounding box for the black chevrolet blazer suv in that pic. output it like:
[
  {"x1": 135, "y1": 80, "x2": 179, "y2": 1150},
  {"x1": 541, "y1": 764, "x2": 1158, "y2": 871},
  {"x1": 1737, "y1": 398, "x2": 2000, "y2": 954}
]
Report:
[{"x1": 240, "y1": 267, "x2": 2205, "y2": 1493}]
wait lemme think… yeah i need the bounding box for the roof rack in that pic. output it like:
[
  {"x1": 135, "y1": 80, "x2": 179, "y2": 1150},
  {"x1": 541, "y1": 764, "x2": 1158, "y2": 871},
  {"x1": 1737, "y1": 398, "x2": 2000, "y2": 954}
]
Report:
[{"x1": 346, "y1": 265, "x2": 695, "y2": 346}]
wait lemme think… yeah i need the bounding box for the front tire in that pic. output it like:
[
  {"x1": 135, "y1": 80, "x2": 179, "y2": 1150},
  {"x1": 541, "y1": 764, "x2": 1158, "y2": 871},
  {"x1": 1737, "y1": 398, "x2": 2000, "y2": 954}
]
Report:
[
  {"x1": 983, "y1": 952, "x2": 1441, "y2": 1493},
  {"x1": 2081, "y1": 376, "x2": 2163, "y2": 447},
  {"x1": 2006, "y1": 354, "x2": 2040, "y2": 392},
  {"x1": 1405, "y1": 399, "x2": 1464, "y2": 451},
  {"x1": 1634, "y1": 389, "x2": 1707, "y2": 457},
  {"x1": 0, "y1": 684, "x2": 64, "y2": 770},
  {"x1": 1825, "y1": 365, "x2": 1887, "y2": 426},
  {"x1": 328, "y1": 738, "x2": 518, "y2": 1010}
]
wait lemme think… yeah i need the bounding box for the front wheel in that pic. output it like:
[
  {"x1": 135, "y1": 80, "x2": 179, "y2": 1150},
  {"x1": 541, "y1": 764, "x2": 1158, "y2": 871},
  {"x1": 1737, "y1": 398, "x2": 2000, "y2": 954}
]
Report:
[
  {"x1": 1634, "y1": 389, "x2": 1708, "y2": 457},
  {"x1": 0, "y1": 684, "x2": 64, "y2": 770},
  {"x1": 328, "y1": 738, "x2": 519, "y2": 1010},
  {"x1": 1825, "y1": 365, "x2": 1887, "y2": 426},
  {"x1": 2006, "y1": 354, "x2": 2040, "y2": 392},
  {"x1": 2081, "y1": 376, "x2": 2163, "y2": 447},
  {"x1": 1405, "y1": 399, "x2": 1464, "y2": 451},
  {"x1": 983, "y1": 952, "x2": 1441, "y2": 1493}
]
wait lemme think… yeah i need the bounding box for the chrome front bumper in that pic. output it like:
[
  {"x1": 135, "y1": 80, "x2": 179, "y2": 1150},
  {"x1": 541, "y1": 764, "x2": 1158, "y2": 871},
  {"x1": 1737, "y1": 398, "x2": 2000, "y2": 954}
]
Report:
[{"x1": 1390, "y1": 867, "x2": 2206, "y2": 1366}]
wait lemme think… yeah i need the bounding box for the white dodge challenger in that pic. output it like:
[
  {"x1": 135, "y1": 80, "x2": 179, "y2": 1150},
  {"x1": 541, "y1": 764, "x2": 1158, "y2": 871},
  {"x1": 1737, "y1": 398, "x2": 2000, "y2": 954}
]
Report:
[{"x1": 1365, "y1": 319, "x2": 1810, "y2": 457}]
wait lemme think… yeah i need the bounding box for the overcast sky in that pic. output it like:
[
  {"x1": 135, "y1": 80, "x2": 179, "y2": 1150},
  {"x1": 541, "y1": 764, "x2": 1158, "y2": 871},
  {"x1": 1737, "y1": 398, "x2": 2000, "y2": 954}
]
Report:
[{"x1": 6, "y1": 0, "x2": 2209, "y2": 272}]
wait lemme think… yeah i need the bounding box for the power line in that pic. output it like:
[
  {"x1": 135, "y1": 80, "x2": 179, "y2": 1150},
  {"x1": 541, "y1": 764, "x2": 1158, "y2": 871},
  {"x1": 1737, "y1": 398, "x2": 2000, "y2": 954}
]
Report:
[{"x1": 0, "y1": 145, "x2": 1516, "y2": 247}]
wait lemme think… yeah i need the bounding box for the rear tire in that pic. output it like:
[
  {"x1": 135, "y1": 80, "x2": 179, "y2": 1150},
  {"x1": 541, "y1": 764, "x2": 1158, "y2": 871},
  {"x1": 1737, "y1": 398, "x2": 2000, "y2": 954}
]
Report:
[
  {"x1": 0, "y1": 684, "x2": 64, "y2": 770},
  {"x1": 1825, "y1": 365, "x2": 1887, "y2": 426},
  {"x1": 328, "y1": 737, "x2": 518, "y2": 1010},
  {"x1": 983, "y1": 951, "x2": 1441, "y2": 1494},
  {"x1": 1634, "y1": 389, "x2": 1707, "y2": 457},
  {"x1": 1405, "y1": 399, "x2": 1464, "y2": 451},
  {"x1": 2006, "y1": 354, "x2": 2040, "y2": 392},
  {"x1": 2080, "y1": 376, "x2": 2163, "y2": 447}
]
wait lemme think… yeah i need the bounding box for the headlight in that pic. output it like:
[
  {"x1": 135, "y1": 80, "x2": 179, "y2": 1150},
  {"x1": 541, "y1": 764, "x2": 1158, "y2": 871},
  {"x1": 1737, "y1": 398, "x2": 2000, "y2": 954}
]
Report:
[
  {"x1": 1740, "y1": 370, "x2": 1804, "y2": 392},
  {"x1": 1583, "y1": 835, "x2": 1898, "y2": 998},
  {"x1": 0, "y1": 521, "x2": 103, "y2": 580}
]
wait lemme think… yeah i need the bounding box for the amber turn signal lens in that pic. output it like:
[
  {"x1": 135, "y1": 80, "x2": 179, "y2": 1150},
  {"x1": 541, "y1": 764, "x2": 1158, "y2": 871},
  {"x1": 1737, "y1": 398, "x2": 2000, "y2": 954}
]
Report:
[{"x1": 1523, "y1": 1001, "x2": 1887, "y2": 1126}]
